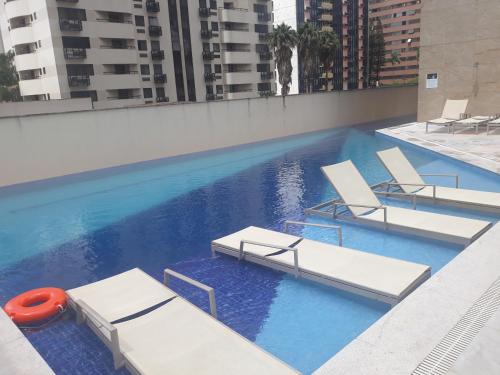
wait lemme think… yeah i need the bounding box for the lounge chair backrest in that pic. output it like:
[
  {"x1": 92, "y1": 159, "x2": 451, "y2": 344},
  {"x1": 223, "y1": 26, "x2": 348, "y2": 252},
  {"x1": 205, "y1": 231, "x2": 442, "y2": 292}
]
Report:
[
  {"x1": 321, "y1": 160, "x2": 381, "y2": 216},
  {"x1": 441, "y1": 99, "x2": 468, "y2": 120},
  {"x1": 376, "y1": 147, "x2": 424, "y2": 193}
]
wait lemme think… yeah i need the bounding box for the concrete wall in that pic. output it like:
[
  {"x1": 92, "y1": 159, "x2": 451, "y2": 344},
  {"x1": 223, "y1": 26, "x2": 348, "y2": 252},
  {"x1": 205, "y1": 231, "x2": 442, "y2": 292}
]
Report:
[
  {"x1": 0, "y1": 86, "x2": 417, "y2": 188},
  {"x1": 418, "y1": 0, "x2": 500, "y2": 121},
  {"x1": 0, "y1": 98, "x2": 92, "y2": 117}
]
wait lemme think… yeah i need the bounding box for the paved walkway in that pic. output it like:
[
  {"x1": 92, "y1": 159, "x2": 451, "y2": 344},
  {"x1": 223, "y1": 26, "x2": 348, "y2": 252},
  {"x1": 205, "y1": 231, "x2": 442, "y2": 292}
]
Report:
[
  {"x1": 316, "y1": 124, "x2": 500, "y2": 375},
  {"x1": 378, "y1": 122, "x2": 500, "y2": 173},
  {"x1": 0, "y1": 309, "x2": 55, "y2": 374}
]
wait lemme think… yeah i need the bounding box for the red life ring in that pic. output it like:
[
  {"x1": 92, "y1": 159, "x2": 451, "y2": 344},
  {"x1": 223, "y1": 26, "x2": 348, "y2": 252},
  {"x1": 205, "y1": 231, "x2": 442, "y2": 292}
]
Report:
[{"x1": 3, "y1": 288, "x2": 67, "y2": 325}]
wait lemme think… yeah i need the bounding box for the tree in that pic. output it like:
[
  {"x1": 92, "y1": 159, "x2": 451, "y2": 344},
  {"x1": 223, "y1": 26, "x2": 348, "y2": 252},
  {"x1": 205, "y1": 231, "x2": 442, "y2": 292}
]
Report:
[
  {"x1": 368, "y1": 17, "x2": 385, "y2": 87},
  {"x1": 297, "y1": 22, "x2": 319, "y2": 93},
  {"x1": 389, "y1": 51, "x2": 401, "y2": 66},
  {"x1": 0, "y1": 51, "x2": 20, "y2": 102},
  {"x1": 317, "y1": 30, "x2": 339, "y2": 91},
  {"x1": 267, "y1": 23, "x2": 298, "y2": 97}
]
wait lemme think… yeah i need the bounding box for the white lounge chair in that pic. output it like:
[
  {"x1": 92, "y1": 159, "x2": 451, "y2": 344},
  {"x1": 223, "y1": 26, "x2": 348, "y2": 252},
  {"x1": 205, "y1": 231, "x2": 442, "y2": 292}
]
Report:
[
  {"x1": 452, "y1": 115, "x2": 491, "y2": 134},
  {"x1": 487, "y1": 117, "x2": 500, "y2": 134},
  {"x1": 306, "y1": 160, "x2": 491, "y2": 245},
  {"x1": 212, "y1": 223, "x2": 431, "y2": 306},
  {"x1": 67, "y1": 268, "x2": 299, "y2": 375},
  {"x1": 376, "y1": 147, "x2": 500, "y2": 214},
  {"x1": 426, "y1": 99, "x2": 469, "y2": 133}
]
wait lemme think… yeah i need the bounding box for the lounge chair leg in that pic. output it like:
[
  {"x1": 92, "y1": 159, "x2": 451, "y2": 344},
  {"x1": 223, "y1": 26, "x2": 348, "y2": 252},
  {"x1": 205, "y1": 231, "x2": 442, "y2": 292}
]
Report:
[{"x1": 426, "y1": 122, "x2": 428, "y2": 133}]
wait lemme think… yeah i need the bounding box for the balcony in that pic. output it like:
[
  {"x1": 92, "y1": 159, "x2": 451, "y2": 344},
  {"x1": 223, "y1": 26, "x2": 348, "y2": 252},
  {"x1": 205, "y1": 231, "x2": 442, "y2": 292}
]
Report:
[
  {"x1": 257, "y1": 12, "x2": 271, "y2": 22},
  {"x1": 199, "y1": 7, "x2": 210, "y2": 17},
  {"x1": 154, "y1": 73, "x2": 167, "y2": 83},
  {"x1": 204, "y1": 72, "x2": 216, "y2": 82},
  {"x1": 258, "y1": 33, "x2": 268, "y2": 41},
  {"x1": 156, "y1": 96, "x2": 169, "y2": 103},
  {"x1": 64, "y1": 47, "x2": 87, "y2": 60},
  {"x1": 56, "y1": 0, "x2": 78, "y2": 2},
  {"x1": 201, "y1": 29, "x2": 213, "y2": 39},
  {"x1": 202, "y1": 51, "x2": 215, "y2": 60},
  {"x1": 68, "y1": 75, "x2": 90, "y2": 87},
  {"x1": 151, "y1": 49, "x2": 165, "y2": 60},
  {"x1": 149, "y1": 25, "x2": 162, "y2": 36},
  {"x1": 146, "y1": 1, "x2": 160, "y2": 12},
  {"x1": 259, "y1": 52, "x2": 272, "y2": 61},
  {"x1": 260, "y1": 71, "x2": 274, "y2": 80},
  {"x1": 59, "y1": 18, "x2": 83, "y2": 31},
  {"x1": 206, "y1": 93, "x2": 223, "y2": 101},
  {"x1": 259, "y1": 90, "x2": 275, "y2": 97}
]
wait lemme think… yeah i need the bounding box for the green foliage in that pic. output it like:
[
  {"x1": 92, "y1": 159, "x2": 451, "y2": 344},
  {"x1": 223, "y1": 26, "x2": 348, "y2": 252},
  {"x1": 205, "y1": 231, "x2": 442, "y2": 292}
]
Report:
[
  {"x1": 317, "y1": 30, "x2": 339, "y2": 91},
  {"x1": 267, "y1": 23, "x2": 298, "y2": 96},
  {"x1": 368, "y1": 17, "x2": 385, "y2": 87},
  {"x1": 297, "y1": 22, "x2": 320, "y2": 93},
  {"x1": 0, "y1": 51, "x2": 20, "y2": 102},
  {"x1": 389, "y1": 51, "x2": 401, "y2": 66}
]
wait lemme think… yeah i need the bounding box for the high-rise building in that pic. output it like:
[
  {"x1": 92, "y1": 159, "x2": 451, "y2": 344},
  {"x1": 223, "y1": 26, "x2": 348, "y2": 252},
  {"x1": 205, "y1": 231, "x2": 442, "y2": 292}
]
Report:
[
  {"x1": 298, "y1": 0, "x2": 368, "y2": 92},
  {"x1": 368, "y1": 0, "x2": 421, "y2": 86},
  {"x1": 0, "y1": 0, "x2": 275, "y2": 103}
]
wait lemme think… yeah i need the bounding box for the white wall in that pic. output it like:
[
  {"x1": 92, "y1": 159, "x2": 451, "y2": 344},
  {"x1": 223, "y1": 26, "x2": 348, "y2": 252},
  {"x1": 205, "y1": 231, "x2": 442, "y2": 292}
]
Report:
[
  {"x1": 0, "y1": 98, "x2": 92, "y2": 117},
  {"x1": 0, "y1": 86, "x2": 417, "y2": 187}
]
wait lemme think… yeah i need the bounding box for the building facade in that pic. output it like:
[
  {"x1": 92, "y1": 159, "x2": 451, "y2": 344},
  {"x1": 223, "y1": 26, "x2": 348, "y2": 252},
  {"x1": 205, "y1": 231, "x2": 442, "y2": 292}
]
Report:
[
  {"x1": 369, "y1": 0, "x2": 421, "y2": 86},
  {"x1": 0, "y1": 0, "x2": 275, "y2": 103},
  {"x1": 297, "y1": 0, "x2": 369, "y2": 92}
]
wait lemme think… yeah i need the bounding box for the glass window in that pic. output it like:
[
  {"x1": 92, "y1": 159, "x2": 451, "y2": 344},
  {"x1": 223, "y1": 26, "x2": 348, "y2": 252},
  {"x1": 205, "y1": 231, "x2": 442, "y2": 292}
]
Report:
[
  {"x1": 151, "y1": 40, "x2": 160, "y2": 50},
  {"x1": 216, "y1": 85, "x2": 223, "y2": 94},
  {"x1": 135, "y1": 15, "x2": 145, "y2": 26},
  {"x1": 143, "y1": 88, "x2": 153, "y2": 98},
  {"x1": 140, "y1": 64, "x2": 150, "y2": 75},
  {"x1": 138, "y1": 40, "x2": 147, "y2": 50},
  {"x1": 156, "y1": 87, "x2": 165, "y2": 97},
  {"x1": 212, "y1": 43, "x2": 220, "y2": 52},
  {"x1": 211, "y1": 22, "x2": 219, "y2": 31},
  {"x1": 153, "y1": 64, "x2": 163, "y2": 74},
  {"x1": 214, "y1": 64, "x2": 221, "y2": 73}
]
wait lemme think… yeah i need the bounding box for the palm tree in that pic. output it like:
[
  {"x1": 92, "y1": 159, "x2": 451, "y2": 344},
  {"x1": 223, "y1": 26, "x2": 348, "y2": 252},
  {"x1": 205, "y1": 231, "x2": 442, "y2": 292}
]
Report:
[
  {"x1": 267, "y1": 23, "x2": 298, "y2": 97},
  {"x1": 297, "y1": 22, "x2": 319, "y2": 93},
  {"x1": 317, "y1": 30, "x2": 339, "y2": 91},
  {"x1": 389, "y1": 51, "x2": 401, "y2": 66}
]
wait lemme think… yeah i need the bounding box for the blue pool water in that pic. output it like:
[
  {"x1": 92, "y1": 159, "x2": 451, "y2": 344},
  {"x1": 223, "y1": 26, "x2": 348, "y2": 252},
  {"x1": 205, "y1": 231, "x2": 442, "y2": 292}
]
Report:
[{"x1": 0, "y1": 122, "x2": 499, "y2": 374}]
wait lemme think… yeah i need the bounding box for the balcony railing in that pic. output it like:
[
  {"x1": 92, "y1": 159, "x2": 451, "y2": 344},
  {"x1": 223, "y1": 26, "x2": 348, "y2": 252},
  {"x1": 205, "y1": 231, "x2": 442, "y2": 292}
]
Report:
[
  {"x1": 199, "y1": 7, "x2": 211, "y2": 17},
  {"x1": 57, "y1": 0, "x2": 78, "y2": 2},
  {"x1": 206, "y1": 93, "x2": 223, "y2": 101},
  {"x1": 151, "y1": 49, "x2": 165, "y2": 60},
  {"x1": 149, "y1": 25, "x2": 162, "y2": 36},
  {"x1": 258, "y1": 33, "x2": 268, "y2": 41},
  {"x1": 202, "y1": 51, "x2": 215, "y2": 60},
  {"x1": 59, "y1": 18, "x2": 83, "y2": 31},
  {"x1": 259, "y1": 52, "x2": 272, "y2": 61},
  {"x1": 204, "y1": 72, "x2": 216, "y2": 82},
  {"x1": 156, "y1": 96, "x2": 169, "y2": 103},
  {"x1": 154, "y1": 73, "x2": 167, "y2": 83},
  {"x1": 68, "y1": 75, "x2": 90, "y2": 87},
  {"x1": 257, "y1": 12, "x2": 271, "y2": 22},
  {"x1": 259, "y1": 90, "x2": 275, "y2": 97},
  {"x1": 260, "y1": 71, "x2": 274, "y2": 80},
  {"x1": 64, "y1": 47, "x2": 87, "y2": 59},
  {"x1": 201, "y1": 29, "x2": 213, "y2": 39},
  {"x1": 146, "y1": 0, "x2": 160, "y2": 12}
]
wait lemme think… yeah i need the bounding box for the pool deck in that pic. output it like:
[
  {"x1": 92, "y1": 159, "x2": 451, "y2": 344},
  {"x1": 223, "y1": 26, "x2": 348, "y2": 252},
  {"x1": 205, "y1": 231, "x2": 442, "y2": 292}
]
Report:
[
  {"x1": 315, "y1": 123, "x2": 500, "y2": 375},
  {"x1": 377, "y1": 122, "x2": 500, "y2": 174},
  {"x1": 0, "y1": 309, "x2": 55, "y2": 374}
]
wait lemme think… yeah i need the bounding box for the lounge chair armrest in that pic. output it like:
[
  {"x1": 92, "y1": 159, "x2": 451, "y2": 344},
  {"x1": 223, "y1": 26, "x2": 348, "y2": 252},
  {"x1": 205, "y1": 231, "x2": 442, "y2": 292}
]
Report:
[
  {"x1": 75, "y1": 299, "x2": 123, "y2": 370},
  {"x1": 373, "y1": 190, "x2": 418, "y2": 209},
  {"x1": 419, "y1": 173, "x2": 459, "y2": 188},
  {"x1": 385, "y1": 182, "x2": 437, "y2": 201},
  {"x1": 163, "y1": 269, "x2": 218, "y2": 319},
  {"x1": 240, "y1": 239, "x2": 300, "y2": 277},
  {"x1": 331, "y1": 202, "x2": 388, "y2": 228},
  {"x1": 283, "y1": 220, "x2": 343, "y2": 246}
]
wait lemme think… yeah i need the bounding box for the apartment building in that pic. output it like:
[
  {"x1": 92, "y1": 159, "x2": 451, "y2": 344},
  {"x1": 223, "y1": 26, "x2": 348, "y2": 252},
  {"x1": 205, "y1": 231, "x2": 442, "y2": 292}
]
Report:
[
  {"x1": 0, "y1": 0, "x2": 275, "y2": 103},
  {"x1": 297, "y1": 0, "x2": 368, "y2": 92},
  {"x1": 369, "y1": 0, "x2": 421, "y2": 86}
]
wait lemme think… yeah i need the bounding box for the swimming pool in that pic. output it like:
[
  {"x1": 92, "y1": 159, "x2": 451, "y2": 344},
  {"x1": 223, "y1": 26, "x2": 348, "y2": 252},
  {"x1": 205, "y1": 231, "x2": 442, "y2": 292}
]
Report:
[{"x1": 0, "y1": 121, "x2": 498, "y2": 374}]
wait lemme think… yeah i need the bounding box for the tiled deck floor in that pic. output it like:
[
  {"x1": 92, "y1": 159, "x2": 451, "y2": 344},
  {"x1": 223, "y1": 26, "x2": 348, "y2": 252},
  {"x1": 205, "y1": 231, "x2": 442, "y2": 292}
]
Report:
[{"x1": 378, "y1": 122, "x2": 500, "y2": 173}]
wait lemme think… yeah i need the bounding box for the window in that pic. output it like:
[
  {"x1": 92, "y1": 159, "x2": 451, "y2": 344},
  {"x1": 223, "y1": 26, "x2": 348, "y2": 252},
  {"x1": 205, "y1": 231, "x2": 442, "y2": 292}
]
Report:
[
  {"x1": 138, "y1": 40, "x2": 147, "y2": 51},
  {"x1": 212, "y1": 43, "x2": 220, "y2": 52},
  {"x1": 202, "y1": 42, "x2": 210, "y2": 52},
  {"x1": 156, "y1": 87, "x2": 165, "y2": 97},
  {"x1": 204, "y1": 64, "x2": 212, "y2": 74},
  {"x1": 151, "y1": 40, "x2": 160, "y2": 50},
  {"x1": 140, "y1": 64, "x2": 150, "y2": 75},
  {"x1": 148, "y1": 16, "x2": 159, "y2": 26},
  {"x1": 153, "y1": 64, "x2": 163, "y2": 74},
  {"x1": 200, "y1": 21, "x2": 208, "y2": 32},
  {"x1": 216, "y1": 85, "x2": 223, "y2": 94},
  {"x1": 206, "y1": 85, "x2": 213, "y2": 94},
  {"x1": 214, "y1": 64, "x2": 221, "y2": 73},
  {"x1": 199, "y1": 0, "x2": 207, "y2": 7},
  {"x1": 143, "y1": 88, "x2": 153, "y2": 98},
  {"x1": 211, "y1": 22, "x2": 218, "y2": 31},
  {"x1": 135, "y1": 15, "x2": 145, "y2": 26},
  {"x1": 210, "y1": 0, "x2": 216, "y2": 9}
]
